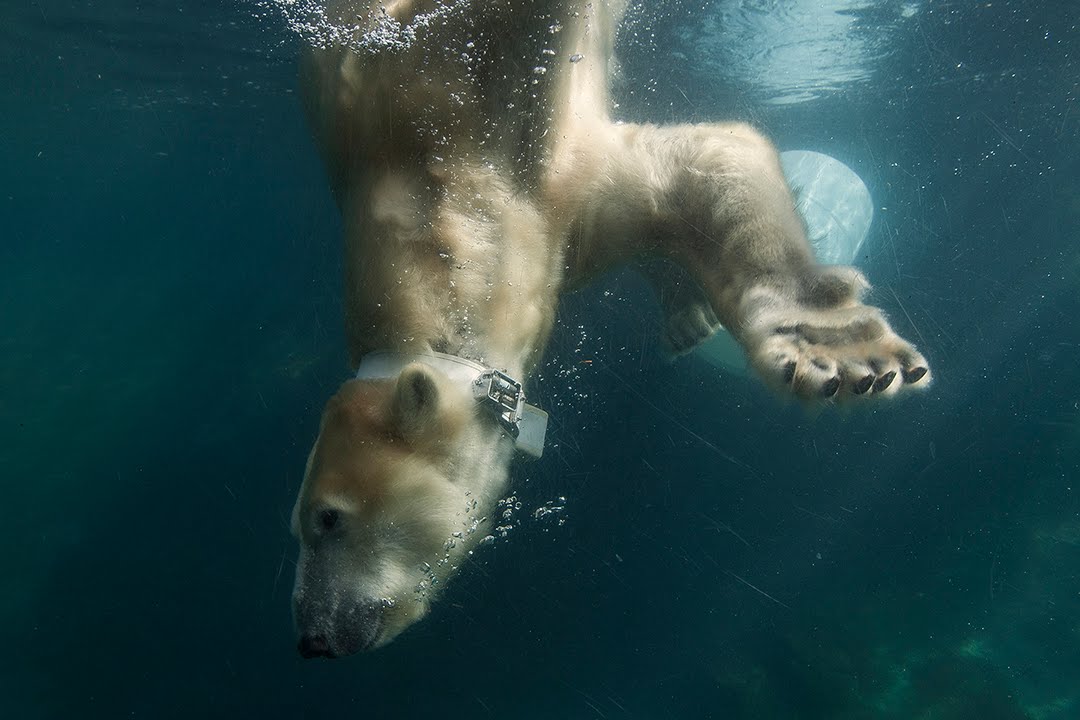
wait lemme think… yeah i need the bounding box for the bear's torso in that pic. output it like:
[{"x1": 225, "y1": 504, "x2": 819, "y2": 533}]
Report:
[{"x1": 300, "y1": 0, "x2": 625, "y2": 375}]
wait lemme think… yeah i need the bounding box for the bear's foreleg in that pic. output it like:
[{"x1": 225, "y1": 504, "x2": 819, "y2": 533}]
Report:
[{"x1": 583, "y1": 121, "x2": 930, "y2": 400}]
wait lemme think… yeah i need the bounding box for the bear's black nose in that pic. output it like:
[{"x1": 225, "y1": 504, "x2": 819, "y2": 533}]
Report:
[{"x1": 298, "y1": 633, "x2": 334, "y2": 659}]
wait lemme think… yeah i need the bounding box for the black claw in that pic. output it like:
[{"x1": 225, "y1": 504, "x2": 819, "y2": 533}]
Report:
[
  {"x1": 853, "y1": 374, "x2": 874, "y2": 395},
  {"x1": 903, "y1": 366, "x2": 928, "y2": 384},
  {"x1": 782, "y1": 361, "x2": 797, "y2": 384},
  {"x1": 822, "y1": 376, "x2": 841, "y2": 398},
  {"x1": 873, "y1": 371, "x2": 897, "y2": 392}
]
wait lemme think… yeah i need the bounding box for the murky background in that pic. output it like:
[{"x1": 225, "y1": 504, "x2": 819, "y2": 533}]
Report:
[{"x1": 2, "y1": 1, "x2": 1078, "y2": 717}]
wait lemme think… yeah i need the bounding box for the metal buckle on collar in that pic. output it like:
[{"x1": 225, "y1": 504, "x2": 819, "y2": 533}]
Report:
[
  {"x1": 473, "y1": 369, "x2": 548, "y2": 459},
  {"x1": 473, "y1": 369, "x2": 524, "y2": 435}
]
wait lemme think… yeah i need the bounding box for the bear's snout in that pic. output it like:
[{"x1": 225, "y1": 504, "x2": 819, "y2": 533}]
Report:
[{"x1": 295, "y1": 597, "x2": 384, "y2": 659}]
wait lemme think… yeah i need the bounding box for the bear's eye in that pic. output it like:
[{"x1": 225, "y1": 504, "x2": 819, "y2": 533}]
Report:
[{"x1": 317, "y1": 508, "x2": 340, "y2": 533}]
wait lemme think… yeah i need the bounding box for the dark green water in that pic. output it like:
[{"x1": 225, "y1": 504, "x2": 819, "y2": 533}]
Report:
[{"x1": 2, "y1": 1, "x2": 1078, "y2": 718}]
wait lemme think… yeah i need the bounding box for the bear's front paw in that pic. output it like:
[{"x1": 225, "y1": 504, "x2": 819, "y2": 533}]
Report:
[
  {"x1": 740, "y1": 267, "x2": 931, "y2": 400},
  {"x1": 665, "y1": 300, "x2": 722, "y2": 355}
]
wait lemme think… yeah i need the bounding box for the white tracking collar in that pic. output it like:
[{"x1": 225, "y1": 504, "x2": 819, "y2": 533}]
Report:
[{"x1": 355, "y1": 350, "x2": 548, "y2": 458}]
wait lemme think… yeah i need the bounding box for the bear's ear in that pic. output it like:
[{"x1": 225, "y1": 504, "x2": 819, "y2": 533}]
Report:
[{"x1": 390, "y1": 363, "x2": 466, "y2": 445}]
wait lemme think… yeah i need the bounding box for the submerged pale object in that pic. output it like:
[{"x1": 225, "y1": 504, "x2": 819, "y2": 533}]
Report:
[
  {"x1": 780, "y1": 150, "x2": 874, "y2": 265},
  {"x1": 694, "y1": 150, "x2": 874, "y2": 372}
]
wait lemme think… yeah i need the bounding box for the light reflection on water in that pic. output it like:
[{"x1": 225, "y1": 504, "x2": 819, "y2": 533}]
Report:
[{"x1": 688, "y1": 0, "x2": 924, "y2": 105}]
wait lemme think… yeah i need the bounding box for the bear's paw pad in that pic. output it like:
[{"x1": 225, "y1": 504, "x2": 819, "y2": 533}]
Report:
[{"x1": 743, "y1": 271, "x2": 930, "y2": 401}]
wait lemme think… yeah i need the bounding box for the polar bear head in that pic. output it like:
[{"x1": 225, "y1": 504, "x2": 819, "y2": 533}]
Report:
[{"x1": 291, "y1": 363, "x2": 510, "y2": 657}]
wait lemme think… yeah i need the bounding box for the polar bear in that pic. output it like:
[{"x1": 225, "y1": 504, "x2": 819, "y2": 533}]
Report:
[{"x1": 290, "y1": 0, "x2": 930, "y2": 658}]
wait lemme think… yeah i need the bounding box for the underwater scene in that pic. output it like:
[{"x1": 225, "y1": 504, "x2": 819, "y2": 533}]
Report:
[{"x1": 2, "y1": 0, "x2": 1078, "y2": 718}]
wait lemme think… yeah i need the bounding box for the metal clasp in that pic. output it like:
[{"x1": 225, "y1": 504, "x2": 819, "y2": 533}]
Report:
[
  {"x1": 473, "y1": 369, "x2": 525, "y2": 437},
  {"x1": 472, "y1": 369, "x2": 548, "y2": 458}
]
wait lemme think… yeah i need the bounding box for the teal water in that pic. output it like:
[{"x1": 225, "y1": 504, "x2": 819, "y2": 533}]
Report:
[{"x1": 2, "y1": 1, "x2": 1078, "y2": 718}]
